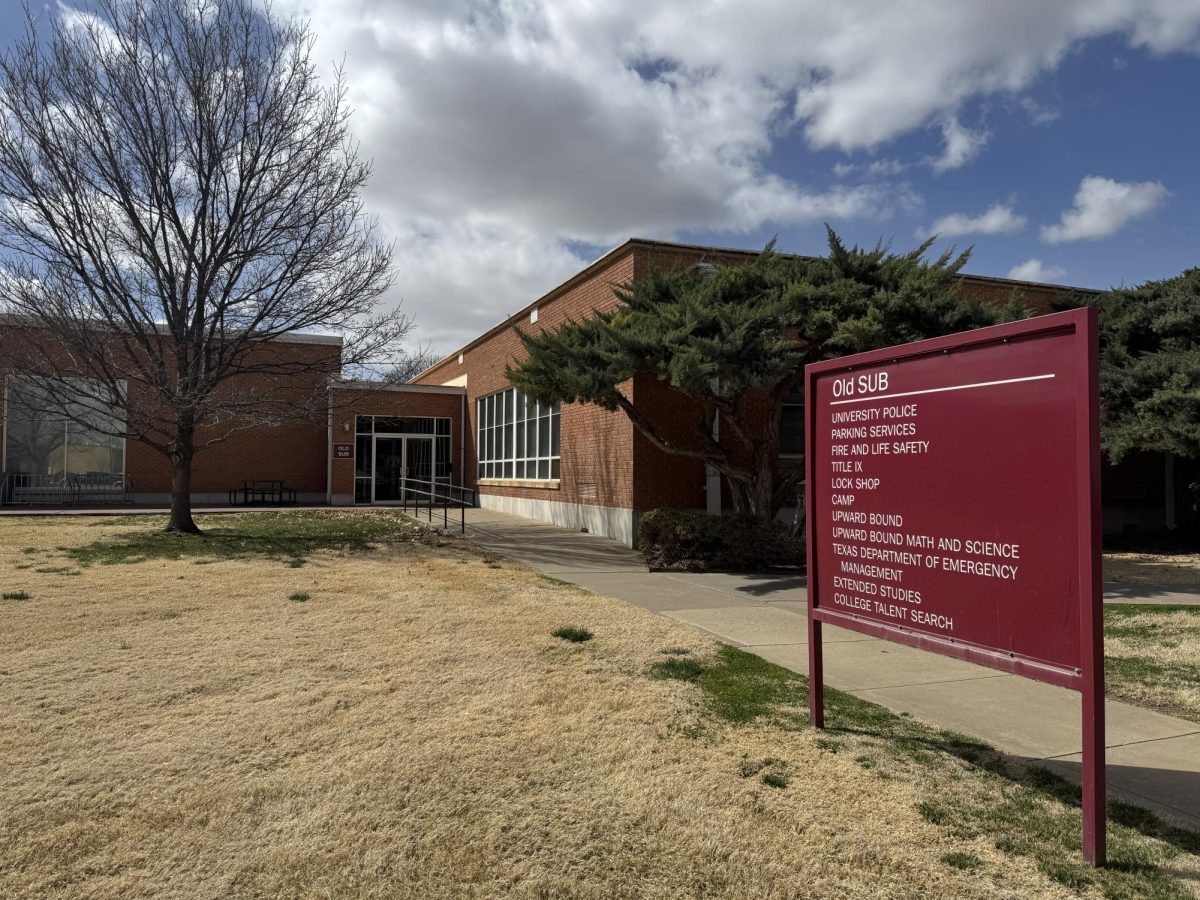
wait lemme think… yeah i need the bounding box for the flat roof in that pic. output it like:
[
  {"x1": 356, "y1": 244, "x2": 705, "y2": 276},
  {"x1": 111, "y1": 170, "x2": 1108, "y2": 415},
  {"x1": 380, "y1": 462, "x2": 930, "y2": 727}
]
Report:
[
  {"x1": 415, "y1": 237, "x2": 1101, "y2": 381},
  {"x1": 333, "y1": 379, "x2": 465, "y2": 396},
  {"x1": 0, "y1": 313, "x2": 344, "y2": 347}
]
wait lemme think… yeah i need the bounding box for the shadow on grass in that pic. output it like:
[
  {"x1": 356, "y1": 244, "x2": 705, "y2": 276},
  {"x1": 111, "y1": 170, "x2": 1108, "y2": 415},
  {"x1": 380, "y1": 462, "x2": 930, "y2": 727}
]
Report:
[
  {"x1": 60, "y1": 510, "x2": 439, "y2": 567},
  {"x1": 651, "y1": 644, "x2": 1200, "y2": 899}
]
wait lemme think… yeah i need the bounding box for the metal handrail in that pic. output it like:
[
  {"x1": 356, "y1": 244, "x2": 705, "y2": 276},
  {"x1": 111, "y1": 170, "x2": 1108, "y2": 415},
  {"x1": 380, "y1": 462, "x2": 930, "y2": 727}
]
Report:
[
  {"x1": 0, "y1": 472, "x2": 134, "y2": 507},
  {"x1": 396, "y1": 475, "x2": 477, "y2": 534}
]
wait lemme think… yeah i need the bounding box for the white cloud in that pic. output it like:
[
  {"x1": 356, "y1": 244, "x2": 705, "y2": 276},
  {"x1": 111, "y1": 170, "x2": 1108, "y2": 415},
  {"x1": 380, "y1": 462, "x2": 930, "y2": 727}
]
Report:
[
  {"x1": 924, "y1": 202, "x2": 1026, "y2": 238},
  {"x1": 1019, "y1": 96, "x2": 1061, "y2": 125},
  {"x1": 929, "y1": 116, "x2": 989, "y2": 172},
  {"x1": 1040, "y1": 176, "x2": 1170, "y2": 243},
  {"x1": 246, "y1": 0, "x2": 1200, "y2": 347},
  {"x1": 1007, "y1": 258, "x2": 1067, "y2": 282},
  {"x1": 833, "y1": 158, "x2": 907, "y2": 178}
]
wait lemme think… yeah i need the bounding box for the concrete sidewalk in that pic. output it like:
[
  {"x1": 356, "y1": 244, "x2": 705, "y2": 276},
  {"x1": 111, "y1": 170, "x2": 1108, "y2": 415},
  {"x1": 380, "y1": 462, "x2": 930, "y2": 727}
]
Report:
[{"x1": 463, "y1": 507, "x2": 1200, "y2": 829}]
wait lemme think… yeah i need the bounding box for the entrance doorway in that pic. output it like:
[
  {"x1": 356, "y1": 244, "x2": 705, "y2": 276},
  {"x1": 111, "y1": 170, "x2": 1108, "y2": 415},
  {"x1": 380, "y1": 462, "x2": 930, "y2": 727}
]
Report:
[
  {"x1": 373, "y1": 436, "x2": 434, "y2": 503},
  {"x1": 353, "y1": 415, "x2": 451, "y2": 505}
]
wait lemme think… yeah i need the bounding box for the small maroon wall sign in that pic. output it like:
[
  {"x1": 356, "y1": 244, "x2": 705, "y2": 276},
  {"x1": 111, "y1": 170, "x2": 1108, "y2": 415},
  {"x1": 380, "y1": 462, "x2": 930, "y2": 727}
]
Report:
[
  {"x1": 804, "y1": 307, "x2": 1105, "y2": 865},
  {"x1": 333, "y1": 443, "x2": 354, "y2": 460}
]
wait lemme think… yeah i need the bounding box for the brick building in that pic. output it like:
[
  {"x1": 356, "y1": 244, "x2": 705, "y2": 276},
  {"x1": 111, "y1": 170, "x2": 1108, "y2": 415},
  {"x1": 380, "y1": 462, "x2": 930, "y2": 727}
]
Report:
[
  {"x1": 1, "y1": 238, "x2": 1185, "y2": 541},
  {"x1": 409, "y1": 238, "x2": 1127, "y2": 545}
]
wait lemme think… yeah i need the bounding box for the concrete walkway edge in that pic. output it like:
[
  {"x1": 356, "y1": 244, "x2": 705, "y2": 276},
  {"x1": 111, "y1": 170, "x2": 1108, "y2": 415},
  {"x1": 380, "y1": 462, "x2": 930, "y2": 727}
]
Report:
[{"x1": 462, "y1": 507, "x2": 1200, "y2": 830}]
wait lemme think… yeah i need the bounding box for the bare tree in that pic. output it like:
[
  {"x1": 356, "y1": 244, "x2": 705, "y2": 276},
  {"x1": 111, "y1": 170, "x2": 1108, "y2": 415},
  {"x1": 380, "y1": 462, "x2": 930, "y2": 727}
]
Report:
[
  {"x1": 0, "y1": 0, "x2": 409, "y2": 532},
  {"x1": 379, "y1": 342, "x2": 443, "y2": 384}
]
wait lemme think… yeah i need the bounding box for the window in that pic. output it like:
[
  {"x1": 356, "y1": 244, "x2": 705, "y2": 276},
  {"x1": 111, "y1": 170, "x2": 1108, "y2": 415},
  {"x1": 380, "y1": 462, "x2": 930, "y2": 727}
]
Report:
[
  {"x1": 476, "y1": 387, "x2": 560, "y2": 481},
  {"x1": 780, "y1": 388, "x2": 805, "y2": 464},
  {"x1": 3, "y1": 376, "x2": 125, "y2": 476}
]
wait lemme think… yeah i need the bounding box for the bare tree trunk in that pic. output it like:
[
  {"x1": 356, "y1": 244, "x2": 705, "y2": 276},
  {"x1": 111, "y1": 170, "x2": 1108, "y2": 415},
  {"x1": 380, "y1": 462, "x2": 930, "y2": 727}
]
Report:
[{"x1": 166, "y1": 425, "x2": 199, "y2": 534}]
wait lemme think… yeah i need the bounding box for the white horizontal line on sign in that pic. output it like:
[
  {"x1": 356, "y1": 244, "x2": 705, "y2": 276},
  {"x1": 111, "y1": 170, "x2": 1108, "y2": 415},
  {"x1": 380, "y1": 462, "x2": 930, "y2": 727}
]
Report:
[{"x1": 829, "y1": 373, "x2": 1056, "y2": 406}]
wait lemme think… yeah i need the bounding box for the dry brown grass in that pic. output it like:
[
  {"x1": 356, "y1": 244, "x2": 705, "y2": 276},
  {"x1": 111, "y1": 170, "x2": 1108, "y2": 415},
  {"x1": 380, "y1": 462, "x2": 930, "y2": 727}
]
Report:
[
  {"x1": 0, "y1": 514, "x2": 1180, "y2": 898},
  {"x1": 1106, "y1": 604, "x2": 1200, "y2": 723},
  {"x1": 1106, "y1": 552, "x2": 1200, "y2": 587}
]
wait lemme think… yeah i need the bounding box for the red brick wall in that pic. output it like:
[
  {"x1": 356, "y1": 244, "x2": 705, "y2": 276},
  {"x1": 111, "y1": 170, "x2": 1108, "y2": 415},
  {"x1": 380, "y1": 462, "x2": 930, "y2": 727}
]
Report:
[
  {"x1": 412, "y1": 241, "x2": 1096, "y2": 523},
  {"x1": 416, "y1": 251, "x2": 637, "y2": 511},
  {"x1": 329, "y1": 388, "x2": 466, "y2": 498},
  {"x1": 0, "y1": 323, "x2": 337, "y2": 497},
  {"x1": 957, "y1": 276, "x2": 1091, "y2": 314}
]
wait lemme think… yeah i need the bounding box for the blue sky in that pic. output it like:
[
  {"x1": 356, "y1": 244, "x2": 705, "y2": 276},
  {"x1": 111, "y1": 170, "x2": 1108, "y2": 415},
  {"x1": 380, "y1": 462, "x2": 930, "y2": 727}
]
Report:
[
  {"x1": 707, "y1": 34, "x2": 1199, "y2": 293},
  {"x1": 6, "y1": 2, "x2": 1200, "y2": 350}
]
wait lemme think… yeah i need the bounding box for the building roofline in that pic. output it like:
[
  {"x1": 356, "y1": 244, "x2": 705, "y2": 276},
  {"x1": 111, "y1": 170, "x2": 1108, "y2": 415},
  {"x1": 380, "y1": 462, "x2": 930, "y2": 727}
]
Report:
[
  {"x1": 414, "y1": 236, "x2": 1101, "y2": 380},
  {"x1": 333, "y1": 379, "x2": 465, "y2": 396},
  {"x1": 623, "y1": 237, "x2": 1103, "y2": 295},
  {"x1": 414, "y1": 238, "x2": 643, "y2": 380},
  {"x1": 0, "y1": 312, "x2": 344, "y2": 347}
]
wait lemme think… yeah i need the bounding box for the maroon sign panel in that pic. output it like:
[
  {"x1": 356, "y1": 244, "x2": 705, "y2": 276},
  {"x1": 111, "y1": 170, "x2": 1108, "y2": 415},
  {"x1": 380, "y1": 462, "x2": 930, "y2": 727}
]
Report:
[
  {"x1": 805, "y1": 307, "x2": 1104, "y2": 864},
  {"x1": 333, "y1": 443, "x2": 354, "y2": 460}
]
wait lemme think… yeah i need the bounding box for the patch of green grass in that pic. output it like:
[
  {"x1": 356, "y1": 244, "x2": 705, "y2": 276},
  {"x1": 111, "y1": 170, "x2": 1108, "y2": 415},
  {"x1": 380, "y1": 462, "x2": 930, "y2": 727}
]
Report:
[
  {"x1": 551, "y1": 625, "x2": 593, "y2": 643},
  {"x1": 287, "y1": 558, "x2": 306, "y2": 569},
  {"x1": 538, "y1": 574, "x2": 573, "y2": 588},
  {"x1": 21, "y1": 547, "x2": 37, "y2": 554},
  {"x1": 678, "y1": 645, "x2": 805, "y2": 725},
  {"x1": 3, "y1": 590, "x2": 31, "y2": 601},
  {"x1": 648, "y1": 657, "x2": 706, "y2": 684},
  {"x1": 941, "y1": 851, "x2": 981, "y2": 871},
  {"x1": 289, "y1": 591, "x2": 311, "y2": 603},
  {"x1": 59, "y1": 511, "x2": 435, "y2": 568},
  {"x1": 1105, "y1": 603, "x2": 1200, "y2": 723},
  {"x1": 1108, "y1": 655, "x2": 1200, "y2": 690},
  {"x1": 918, "y1": 801, "x2": 951, "y2": 826},
  {"x1": 738, "y1": 756, "x2": 782, "y2": 778},
  {"x1": 760, "y1": 771, "x2": 790, "y2": 789},
  {"x1": 646, "y1": 643, "x2": 1200, "y2": 898}
]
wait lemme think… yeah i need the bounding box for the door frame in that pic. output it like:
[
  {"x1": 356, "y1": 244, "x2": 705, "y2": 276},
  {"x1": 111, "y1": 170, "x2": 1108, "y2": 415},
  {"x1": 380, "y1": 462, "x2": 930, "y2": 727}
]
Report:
[{"x1": 370, "y1": 433, "x2": 436, "y2": 505}]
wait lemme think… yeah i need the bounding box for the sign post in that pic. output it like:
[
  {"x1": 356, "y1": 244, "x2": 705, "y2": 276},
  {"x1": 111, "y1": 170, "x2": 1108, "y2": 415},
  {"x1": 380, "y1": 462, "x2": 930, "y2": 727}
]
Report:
[{"x1": 804, "y1": 307, "x2": 1104, "y2": 865}]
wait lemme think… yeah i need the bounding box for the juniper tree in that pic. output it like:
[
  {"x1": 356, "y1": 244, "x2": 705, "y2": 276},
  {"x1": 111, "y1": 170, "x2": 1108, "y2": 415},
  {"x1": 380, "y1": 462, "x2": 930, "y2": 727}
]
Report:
[
  {"x1": 1091, "y1": 269, "x2": 1200, "y2": 462},
  {"x1": 509, "y1": 229, "x2": 1023, "y2": 524},
  {"x1": 0, "y1": 0, "x2": 407, "y2": 533}
]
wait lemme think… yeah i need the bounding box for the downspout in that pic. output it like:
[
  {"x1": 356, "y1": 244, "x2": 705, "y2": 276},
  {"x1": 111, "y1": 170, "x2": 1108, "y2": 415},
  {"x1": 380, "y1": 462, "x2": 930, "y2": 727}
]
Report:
[{"x1": 460, "y1": 391, "x2": 466, "y2": 494}]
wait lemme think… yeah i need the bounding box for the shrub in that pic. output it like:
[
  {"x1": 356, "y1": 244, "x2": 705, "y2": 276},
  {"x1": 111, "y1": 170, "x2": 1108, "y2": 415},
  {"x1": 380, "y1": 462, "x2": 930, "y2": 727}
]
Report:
[
  {"x1": 637, "y1": 509, "x2": 803, "y2": 571},
  {"x1": 289, "y1": 591, "x2": 311, "y2": 602},
  {"x1": 3, "y1": 591, "x2": 31, "y2": 601}
]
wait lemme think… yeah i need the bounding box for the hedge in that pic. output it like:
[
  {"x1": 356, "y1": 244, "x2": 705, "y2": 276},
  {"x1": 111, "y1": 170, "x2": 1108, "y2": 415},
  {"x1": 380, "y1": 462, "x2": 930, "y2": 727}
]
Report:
[{"x1": 637, "y1": 508, "x2": 804, "y2": 571}]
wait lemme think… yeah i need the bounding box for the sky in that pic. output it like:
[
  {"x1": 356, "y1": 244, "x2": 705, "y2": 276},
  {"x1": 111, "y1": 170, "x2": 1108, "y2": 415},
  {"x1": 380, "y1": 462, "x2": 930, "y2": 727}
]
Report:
[{"x1": 13, "y1": 1, "x2": 1200, "y2": 355}]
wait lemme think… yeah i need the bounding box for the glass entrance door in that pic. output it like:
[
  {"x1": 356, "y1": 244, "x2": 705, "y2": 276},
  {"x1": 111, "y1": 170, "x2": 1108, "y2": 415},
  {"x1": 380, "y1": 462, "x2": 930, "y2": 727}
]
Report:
[
  {"x1": 373, "y1": 438, "x2": 404, "y2": 502},
  {"x1": 403, "y1": 437, "x2": 433, "y2": 503},
  {"x1": 371, "y1": 435, "x2": 435, "y2": 503}
]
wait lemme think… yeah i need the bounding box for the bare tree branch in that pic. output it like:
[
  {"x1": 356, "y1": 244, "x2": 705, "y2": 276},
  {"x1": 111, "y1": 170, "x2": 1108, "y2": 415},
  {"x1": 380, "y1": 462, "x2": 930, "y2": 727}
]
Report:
[{"x1": 0, "y1": 0, "x2": 410, "y2": 532}]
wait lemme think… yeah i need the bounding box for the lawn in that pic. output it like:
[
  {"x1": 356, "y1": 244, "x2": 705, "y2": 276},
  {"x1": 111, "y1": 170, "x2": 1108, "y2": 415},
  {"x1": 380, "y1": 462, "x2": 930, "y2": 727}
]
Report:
[
  {"x1": 2, "y1": 512, "x2": 1199, "y2": 898},
  {"x1": 1106, "y1": 604, "x2": 1200, "y2": 723},
  {"x1": 1105, "y1": 551, "x2": 1200, "y2": 588}
]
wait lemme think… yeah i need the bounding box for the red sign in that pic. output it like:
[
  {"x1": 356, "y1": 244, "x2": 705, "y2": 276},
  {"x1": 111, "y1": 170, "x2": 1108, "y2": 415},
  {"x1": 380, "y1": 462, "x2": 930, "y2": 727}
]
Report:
[
  {"x1": 804, "y1": 308, "x2": 1104, "y2": 864},
  {"x1": 333, "y1": 443, "x2": 354, "y2": 460}
]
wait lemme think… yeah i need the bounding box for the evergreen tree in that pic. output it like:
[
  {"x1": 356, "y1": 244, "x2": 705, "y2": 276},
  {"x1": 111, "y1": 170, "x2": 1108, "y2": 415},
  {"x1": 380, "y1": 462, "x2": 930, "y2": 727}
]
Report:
[
  {"x1": 509, "y1": 229, "x2": 1023, "y2": 523},
  {"x1": 1093, "y1": 269, "x2": 1200, "y2": 462}
]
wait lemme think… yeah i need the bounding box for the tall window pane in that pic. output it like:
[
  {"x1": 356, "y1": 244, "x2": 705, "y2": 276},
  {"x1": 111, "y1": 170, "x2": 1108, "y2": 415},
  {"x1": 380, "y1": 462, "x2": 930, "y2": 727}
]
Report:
[
  {"x1": 475, "y1": 387, "x2": 561, "y2": 481},
  {"x1": 4, "y1": 376, "x2": 124, "y2": 477}
]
